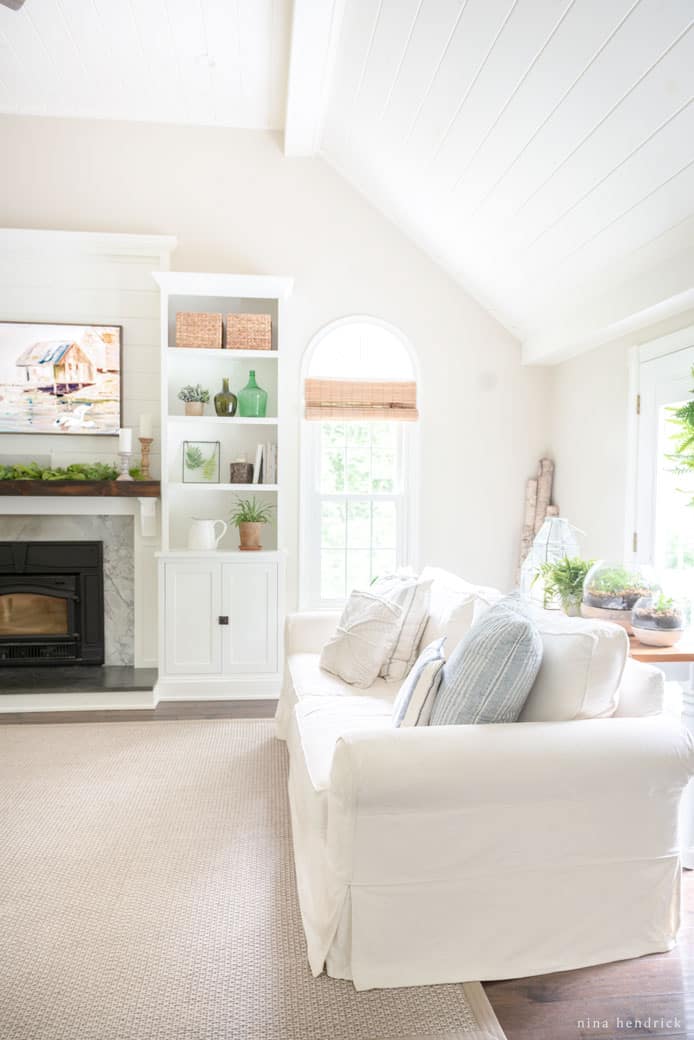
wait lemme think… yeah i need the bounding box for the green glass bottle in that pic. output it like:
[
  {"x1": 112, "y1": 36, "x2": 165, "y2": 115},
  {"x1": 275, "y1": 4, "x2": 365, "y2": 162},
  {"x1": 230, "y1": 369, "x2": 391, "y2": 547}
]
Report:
[
  {"x1": 214, "y1": 377, "x2": 237, "y2": 417},
  {"x1": 237, "y1": 370, "x2": 268, "y2": 418}
]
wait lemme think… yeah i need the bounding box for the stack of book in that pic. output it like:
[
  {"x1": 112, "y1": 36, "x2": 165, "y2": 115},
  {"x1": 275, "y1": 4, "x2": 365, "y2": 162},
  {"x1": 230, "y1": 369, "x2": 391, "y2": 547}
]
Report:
[{"x1": 253, "y1": 443, "x2": 278, "y2": 484}]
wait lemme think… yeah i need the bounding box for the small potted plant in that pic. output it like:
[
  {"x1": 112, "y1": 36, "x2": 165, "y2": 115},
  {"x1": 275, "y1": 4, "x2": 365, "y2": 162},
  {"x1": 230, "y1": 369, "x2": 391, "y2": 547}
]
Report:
[
  {"x1": 178, "y1": 384, "x2": 210, "y2": 416},
  {"x1": 582, "y1": 562, "x2": 653, "y2": 633},
  {"x1": 230, "y1": 496, "x2": 275, "y2": 551},
  {"x1": 632, "y1": 593, "x2": 685, "y2": 648},
  {"x1": 532, "y1": 556, "x2": 594, "y2": 616}
]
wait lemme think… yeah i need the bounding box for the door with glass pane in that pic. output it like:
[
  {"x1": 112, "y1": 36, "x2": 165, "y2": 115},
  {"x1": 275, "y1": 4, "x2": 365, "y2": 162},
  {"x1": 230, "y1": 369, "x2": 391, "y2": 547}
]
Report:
[
  {"x1": 308, "y1": 421, "x2": 407, "y2": 605},
  {"x1": 636, "y1": 345, "x2": 694, "y2": 615}
]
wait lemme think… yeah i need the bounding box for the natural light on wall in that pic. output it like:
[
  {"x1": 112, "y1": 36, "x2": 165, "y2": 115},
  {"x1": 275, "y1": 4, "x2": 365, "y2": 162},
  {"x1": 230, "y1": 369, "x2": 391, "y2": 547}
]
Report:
[
  {"x1": 301, "y1": 319, "x2": 418, "y2": 607},
  {"x1": 655, "y1": 401, "x2": 694, "y2": 616}
]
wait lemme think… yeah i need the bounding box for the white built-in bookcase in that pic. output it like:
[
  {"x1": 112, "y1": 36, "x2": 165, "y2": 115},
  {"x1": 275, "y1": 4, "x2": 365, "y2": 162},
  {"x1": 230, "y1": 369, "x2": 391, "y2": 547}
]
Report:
[{"x1": 153, "y1": 272, "x2": 293, "y2": 554}]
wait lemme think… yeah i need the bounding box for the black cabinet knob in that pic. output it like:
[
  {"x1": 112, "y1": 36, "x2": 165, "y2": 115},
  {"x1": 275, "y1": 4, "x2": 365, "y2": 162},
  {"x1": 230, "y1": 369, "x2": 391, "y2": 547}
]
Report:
[{"x1": 218, "y1": 616, "x2": 229, "y2": 626}]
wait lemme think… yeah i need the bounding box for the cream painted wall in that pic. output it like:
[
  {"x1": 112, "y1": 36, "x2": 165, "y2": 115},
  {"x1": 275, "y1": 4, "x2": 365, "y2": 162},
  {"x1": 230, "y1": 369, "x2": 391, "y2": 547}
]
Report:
[
  {"x1": 0, "y1": 114, "x2": 550, "y2": 607},
  {"x1": 550, "y1": 309, "x2": 694, "y2": 562}
]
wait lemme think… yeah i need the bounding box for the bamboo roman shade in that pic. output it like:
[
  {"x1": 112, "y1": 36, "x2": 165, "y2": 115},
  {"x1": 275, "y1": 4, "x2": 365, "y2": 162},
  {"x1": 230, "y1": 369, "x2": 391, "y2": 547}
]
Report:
[{"x1": 304, "y1": 378, "x2": 418, "y2": 422}]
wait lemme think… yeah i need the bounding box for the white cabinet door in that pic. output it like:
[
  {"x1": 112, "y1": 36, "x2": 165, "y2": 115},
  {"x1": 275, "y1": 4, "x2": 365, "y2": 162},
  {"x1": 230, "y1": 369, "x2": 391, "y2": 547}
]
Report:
[
  {"x1": 164, "y1": 561, "x2": 222, "y2": 675},
  {"x1": 222, "y1": 562, "x2": 278, "y2": 674}
]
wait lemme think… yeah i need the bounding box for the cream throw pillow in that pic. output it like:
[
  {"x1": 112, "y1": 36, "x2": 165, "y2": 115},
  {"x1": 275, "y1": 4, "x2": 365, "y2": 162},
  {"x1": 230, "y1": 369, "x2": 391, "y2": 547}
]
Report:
[
  {"x1": 371, "y1": 575, "x2": 433, "y2": 681},
  {"x1": 319, "y1": 591, "x2": 404, "y2": 689}
]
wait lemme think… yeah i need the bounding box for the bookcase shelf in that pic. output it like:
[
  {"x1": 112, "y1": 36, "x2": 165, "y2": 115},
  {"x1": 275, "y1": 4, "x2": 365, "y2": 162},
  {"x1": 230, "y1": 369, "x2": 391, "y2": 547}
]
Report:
[
  {"x1": 168, "y1": 416, "x2": 278, "y2": 426},
  {"x1": 167, "y1": 347, "x2": 279, "y2": 360},
  {"x1": 169, "y1": 483, "x2": 278, "y2": 492},
  {"x1": 154, "y1": 272, "x2": 292, "y2": 554}
]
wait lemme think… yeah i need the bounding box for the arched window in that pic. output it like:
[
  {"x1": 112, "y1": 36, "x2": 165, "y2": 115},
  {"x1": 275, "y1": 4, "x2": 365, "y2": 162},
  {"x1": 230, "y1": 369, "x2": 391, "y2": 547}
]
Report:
[{"x1": 301, "y1": 317, "x2": 419, "y2": 607}]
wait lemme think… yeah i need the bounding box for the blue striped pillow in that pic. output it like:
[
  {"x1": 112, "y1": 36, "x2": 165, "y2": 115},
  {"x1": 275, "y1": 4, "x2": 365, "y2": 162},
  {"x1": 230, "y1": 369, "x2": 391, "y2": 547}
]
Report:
[
  {"x1": 429, "y1": 597, "x2": 542, "y2": 726},
  {"x1": 392, "y1": 638, "x2": 446, "y2": 727}
]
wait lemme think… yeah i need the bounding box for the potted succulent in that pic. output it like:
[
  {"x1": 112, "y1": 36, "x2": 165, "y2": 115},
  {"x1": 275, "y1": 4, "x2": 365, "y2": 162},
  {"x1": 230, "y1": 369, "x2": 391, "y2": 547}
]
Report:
[
  {"x1": 581, "y1": 562, "x2": 653, "y2": 633},
  {"x1": 632, "y1": 593, "x2": 685, "y2": 648},
  {"x1": 532, "y1": 556, "x2": 594, "y2": 616},
  {"x1": 178, "y1": 384, "x2": 210, "y2": 416},
  {"x1": 230, "y1": 496, "x2": 275, "y2": 551}
]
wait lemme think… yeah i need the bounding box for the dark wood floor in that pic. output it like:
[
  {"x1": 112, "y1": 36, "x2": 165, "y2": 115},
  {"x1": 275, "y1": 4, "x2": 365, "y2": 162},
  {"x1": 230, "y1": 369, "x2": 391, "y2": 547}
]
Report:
[
  {"x1": 0, "y1": 698, "x2": 278, "y2": 725},
  {"x1": 485, "y1": 873, "x2": 694, "y2": 1040},
  {"x1": 2, "y1": 697, "x2": 692, "y2": 1039}
]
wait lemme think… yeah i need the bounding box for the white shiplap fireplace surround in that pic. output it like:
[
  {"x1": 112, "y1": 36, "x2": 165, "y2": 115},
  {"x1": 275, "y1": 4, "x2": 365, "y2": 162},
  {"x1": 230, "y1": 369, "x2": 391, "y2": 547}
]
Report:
[{"x1": 0, "y1": 229, "x2": 177, "y2": 709}]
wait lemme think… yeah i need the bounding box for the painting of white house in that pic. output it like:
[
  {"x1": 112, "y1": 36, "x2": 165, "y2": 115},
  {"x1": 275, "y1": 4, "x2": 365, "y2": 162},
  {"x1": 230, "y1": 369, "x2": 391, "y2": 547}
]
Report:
[{"x1": 0, "y1": 322, "x2": 121, "y2": 435}]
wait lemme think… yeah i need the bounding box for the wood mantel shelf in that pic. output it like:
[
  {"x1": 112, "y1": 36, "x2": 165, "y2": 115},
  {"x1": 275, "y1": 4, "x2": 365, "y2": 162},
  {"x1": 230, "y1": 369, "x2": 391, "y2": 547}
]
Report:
[
  {"x1": 0, "y1": 480, "x2": 160, "y2": 498},
  {"x1": 0, "y1": 480, "x2": 160, "y2": 536}
]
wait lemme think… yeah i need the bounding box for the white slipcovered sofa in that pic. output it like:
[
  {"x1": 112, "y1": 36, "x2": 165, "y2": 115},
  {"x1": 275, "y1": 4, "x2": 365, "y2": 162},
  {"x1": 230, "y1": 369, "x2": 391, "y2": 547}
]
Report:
[{"x1": 275, "y1": 568, "x2": 694, "y2": 990}]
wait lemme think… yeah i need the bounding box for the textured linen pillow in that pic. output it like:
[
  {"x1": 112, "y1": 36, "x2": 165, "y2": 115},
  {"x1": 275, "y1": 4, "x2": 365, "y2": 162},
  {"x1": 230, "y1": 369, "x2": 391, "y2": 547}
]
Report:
[
  {"x1": 519, "y1": 609, "x2": 628, "y2": 721},
  {"x1": 371, "y1": 575, "x2": 433, "y2": 681},
  {"x1": 392, "y1": 638, "x2": 446, "y2": 727},
  {"x1": 319, "y1": 591, "x2": 404, "y2": 689},
  {"x1": 430, "y1": 597, "x2": 543, "y2": 725}
]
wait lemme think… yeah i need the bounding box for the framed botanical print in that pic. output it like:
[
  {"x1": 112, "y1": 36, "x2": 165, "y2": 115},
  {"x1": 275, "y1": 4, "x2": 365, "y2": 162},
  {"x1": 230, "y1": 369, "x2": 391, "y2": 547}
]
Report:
[
  {"x1": 0, "y1": 321, "x2": 122, "y2": 435},
  {"x1": 183, "y1": 441, "x2": 220, "y2": 483}
]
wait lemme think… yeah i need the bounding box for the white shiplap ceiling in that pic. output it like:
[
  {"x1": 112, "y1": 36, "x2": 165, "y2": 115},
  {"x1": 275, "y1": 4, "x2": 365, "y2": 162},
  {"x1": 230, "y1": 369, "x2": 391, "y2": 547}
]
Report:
[
  {"x1": 1, "y1": 0, "x2": 692, "y2": 362},
  {"x1": 0, "y1": 0, "x2": 291, "y2": 129},
  {"x1": 318, "y1": 0, "x2": 694, "y2": 360}
]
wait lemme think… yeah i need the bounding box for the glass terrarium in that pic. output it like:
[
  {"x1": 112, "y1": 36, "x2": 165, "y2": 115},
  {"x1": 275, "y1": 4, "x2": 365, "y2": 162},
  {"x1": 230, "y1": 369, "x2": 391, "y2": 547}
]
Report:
[
  {"x1": 519, "y1": 517, "x2": 580, "y2": 609},
  {"x1": 581, "y1": 561, "x2": 654, "y2": 633},
  {"x1": 631, "y1": 592, "x2": 685, "y2": 648}
]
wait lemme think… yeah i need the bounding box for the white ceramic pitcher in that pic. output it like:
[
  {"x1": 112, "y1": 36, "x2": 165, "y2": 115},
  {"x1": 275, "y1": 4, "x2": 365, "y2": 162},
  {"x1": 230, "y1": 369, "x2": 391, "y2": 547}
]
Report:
[{"x1": 187, "y1": 518, "x2": 227, "y2": 551}]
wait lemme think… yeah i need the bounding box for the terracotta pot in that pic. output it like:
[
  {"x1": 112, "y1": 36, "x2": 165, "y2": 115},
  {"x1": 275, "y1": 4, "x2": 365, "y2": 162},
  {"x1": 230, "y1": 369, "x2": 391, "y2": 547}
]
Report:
[
  {"x1": 238, "y1": 521, "x2": 264, "y2": 551},
  {"x1": 184, "y1": 401, "x2": 204, "y2": 416}
]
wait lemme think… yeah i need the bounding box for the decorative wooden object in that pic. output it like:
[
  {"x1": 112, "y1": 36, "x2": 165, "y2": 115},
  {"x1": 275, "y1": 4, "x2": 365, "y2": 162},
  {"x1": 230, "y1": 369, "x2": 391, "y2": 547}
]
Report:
[
  {"x1": 518, "y1": 458, "x2": 558, "y2": 575},
  {"x1": 175, "y1": 312, "x2": 223, "y2": 349},
  {"x1": 534, "y1": 458, "x2": 555, "y2": 534},
  {"x1": 519, "y1": 477, "x2": 538, "y2": 570},
  {"x1": 139, "y1": 437, "x2": 153, "y2": 480},
  {"x1": 0, "y1": 480, "x2": 160, "y2": 497},
  {"x1": 226, "y1": 313, "x2": 272, "y2": 351},
  {"x1": 230, "y1": 462, "x2": 254, "y2": 484}
]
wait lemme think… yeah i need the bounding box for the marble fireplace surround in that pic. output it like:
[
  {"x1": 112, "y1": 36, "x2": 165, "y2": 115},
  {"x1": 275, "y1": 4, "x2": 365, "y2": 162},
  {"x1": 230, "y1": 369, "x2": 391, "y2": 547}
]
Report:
[{"x1": 2, "y1": 515, "x2": 134, "y2": 666}]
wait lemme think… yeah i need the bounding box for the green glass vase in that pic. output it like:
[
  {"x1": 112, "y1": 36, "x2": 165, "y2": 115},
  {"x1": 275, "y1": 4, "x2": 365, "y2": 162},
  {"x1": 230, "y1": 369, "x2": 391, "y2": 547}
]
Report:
[
  {"x1": 214, "y1": 377, "x2": 237, "y2": 417},
  {"x1": 237, "y1": 370, "x2": 267, "y2": 418}
]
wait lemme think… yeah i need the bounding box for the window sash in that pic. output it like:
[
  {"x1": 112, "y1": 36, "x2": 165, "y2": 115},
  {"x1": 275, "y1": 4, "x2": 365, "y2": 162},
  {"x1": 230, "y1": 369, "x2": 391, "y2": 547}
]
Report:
[{"x1": 302, "y1": 422, "x2": 414, "y2": 607}]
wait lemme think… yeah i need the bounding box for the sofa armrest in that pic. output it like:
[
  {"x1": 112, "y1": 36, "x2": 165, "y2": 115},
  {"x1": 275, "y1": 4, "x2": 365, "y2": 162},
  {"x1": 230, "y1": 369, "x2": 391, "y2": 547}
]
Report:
[
  {"x1": 286, "y1": 611, "x2": 341, "y2": 655},
  {"x1": 614, "y1": 658, "x2": 665, "y2": 717},
  {"x1": 327, "y1": 718, "x2": 694, "y2": 885}
]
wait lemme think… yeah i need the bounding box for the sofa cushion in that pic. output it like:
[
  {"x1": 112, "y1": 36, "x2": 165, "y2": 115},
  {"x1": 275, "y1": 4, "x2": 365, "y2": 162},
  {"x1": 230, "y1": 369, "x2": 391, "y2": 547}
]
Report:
[
  {"x1": 288, "y1": 654, "x2": 401, "y2": 710},
  {"x1": 319, "y1": 590, "x2": 403, "y2": 689},
  {"x1": 419, "y1": 568, "x2": 501, "y2": 658},
  {"x1": 430, "y1": 597, "x2": 543, "y2": 725},
  {"x1": 371, "y1": 575, "x2": 433, "y2": 681},
  {"x1": 520, "y1": 610, "x2": 628, "y2": 722},
  {"x1": 293, "y1": 697, "x2": 395, "y2": 795},
  {"x1": 392, "y1": 638, "x2": 446, "y2": 727}
]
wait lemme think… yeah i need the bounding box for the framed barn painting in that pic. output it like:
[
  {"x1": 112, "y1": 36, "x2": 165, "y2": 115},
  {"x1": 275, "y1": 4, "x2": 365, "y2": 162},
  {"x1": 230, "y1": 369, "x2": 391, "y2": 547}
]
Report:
[{"x1": 0, "y1": 321, "x2": 122, "y2": 435}]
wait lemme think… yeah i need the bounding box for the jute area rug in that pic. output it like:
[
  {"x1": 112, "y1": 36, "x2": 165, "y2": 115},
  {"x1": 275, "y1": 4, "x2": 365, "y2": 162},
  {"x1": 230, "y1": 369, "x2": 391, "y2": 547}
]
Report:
[{"x1": 0, "y1": 718, "x2": 505, "y2": 1040}]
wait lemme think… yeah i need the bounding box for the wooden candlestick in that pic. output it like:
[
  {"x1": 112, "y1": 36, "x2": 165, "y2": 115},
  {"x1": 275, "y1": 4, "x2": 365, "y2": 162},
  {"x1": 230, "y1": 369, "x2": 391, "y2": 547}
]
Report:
[{"x1": 139, "y1": 437, "x2": 153, "y2": 480}]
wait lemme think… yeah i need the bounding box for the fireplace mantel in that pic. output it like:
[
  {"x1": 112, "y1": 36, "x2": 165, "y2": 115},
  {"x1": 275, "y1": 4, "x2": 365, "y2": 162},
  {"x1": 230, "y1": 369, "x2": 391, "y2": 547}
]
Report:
[
  {"x1": 0, "y1": 480, "x2": 160, "y2": 497},
  {"x1": 0, "y1": 483, "x2": 159, "y2": 537}
]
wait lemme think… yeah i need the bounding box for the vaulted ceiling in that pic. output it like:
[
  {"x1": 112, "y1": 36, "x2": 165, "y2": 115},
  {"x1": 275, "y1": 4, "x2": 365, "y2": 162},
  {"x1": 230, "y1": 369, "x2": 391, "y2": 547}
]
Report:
[
  {"x1": 1, "y1": 0, "x2": 692, "y2": 363},
  {"x1": 0, "y1": 0, "x2": 291, "y2": 129}
]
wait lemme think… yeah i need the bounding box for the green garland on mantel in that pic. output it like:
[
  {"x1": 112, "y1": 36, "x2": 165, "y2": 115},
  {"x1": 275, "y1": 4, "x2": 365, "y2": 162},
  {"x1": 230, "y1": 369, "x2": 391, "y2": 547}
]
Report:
[{"x1": 0, "y1": 462, "x2": 124, "y2": 481}]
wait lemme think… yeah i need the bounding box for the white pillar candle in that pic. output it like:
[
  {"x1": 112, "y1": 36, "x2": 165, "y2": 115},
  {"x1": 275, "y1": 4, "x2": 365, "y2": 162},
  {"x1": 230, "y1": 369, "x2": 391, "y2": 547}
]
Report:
[
  {"x1": 118, "y1": 427, "x2": 132, "y2": 453},
  {"x1": 139, "y1": 414, "x2": 153, "y2": 439}
]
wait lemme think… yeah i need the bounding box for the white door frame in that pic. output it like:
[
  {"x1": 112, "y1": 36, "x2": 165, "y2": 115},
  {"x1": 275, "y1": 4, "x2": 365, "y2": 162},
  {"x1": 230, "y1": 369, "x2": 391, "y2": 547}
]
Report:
[{"x1": 625, "y1": 325, "x2": 694, "y2": 566}]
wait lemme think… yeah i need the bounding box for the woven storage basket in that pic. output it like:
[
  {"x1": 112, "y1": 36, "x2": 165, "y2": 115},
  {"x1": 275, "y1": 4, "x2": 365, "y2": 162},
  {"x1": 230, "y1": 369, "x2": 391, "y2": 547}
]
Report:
[
  {"x1": 226, "y1": 313, "x2": 272, "y2": 351},
  {"x1": 176, "y1": 312, "x2": 223, "y2": 349}
]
